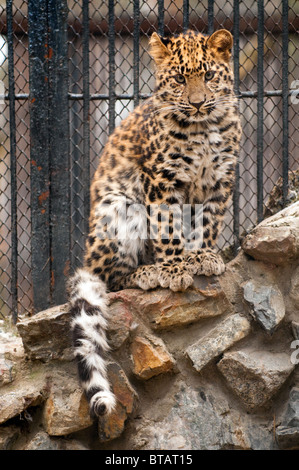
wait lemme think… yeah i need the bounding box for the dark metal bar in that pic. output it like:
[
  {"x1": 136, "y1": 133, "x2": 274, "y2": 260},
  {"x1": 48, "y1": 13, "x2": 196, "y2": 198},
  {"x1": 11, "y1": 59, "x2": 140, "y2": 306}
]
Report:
[
  {"x1": 282, "y1": 0, "x2": 289, "y2": 206},
  {"x1": 66, "y1": 89, "x2": 296, "y2": 101},
  {"x1": 48, "y1": 0, "x2": 70, "y2": 306},
  {"x1": 207, "y1": 0, "x2": 214, "y2": 34},
  {"x1": 133, "y1": 0, "x2": 140, "y2": 108},
  {"x1": 158, "y1": 0, "x2": 164, "y2": 36},
  {"x1": 108, "y1": 0, "x2": 115, "y2": 134},
  {"x1": 2, "y1": 93, "x2": 29, "y2": 100},
  {"x1": 2, "y1": 13, "x2": 299, "y2": 37},
  {"x1": 241, "y1": 89, "x2": 292, "y2": 98},
  {"x1": 28, "y1": 0, "x2": 51, "y2": 312},
  {"x1": 233, "y1": 0, "x2": 240, "y2": 254},
  {"x1": 4, "y1": 87, "x2": 297, "y2": 103},
  {"x1": 82, "y1": 0, "x2": 90, "y2": 236},
  {"x1": 183, "y1": 0, "x2": 189, "y2": 32},
  {"x1": 6, "y1": 0, "x2": 18, "y2": 323},
  {"x1": 257, "y1": 0, "x2": 264, "y2": 223}
]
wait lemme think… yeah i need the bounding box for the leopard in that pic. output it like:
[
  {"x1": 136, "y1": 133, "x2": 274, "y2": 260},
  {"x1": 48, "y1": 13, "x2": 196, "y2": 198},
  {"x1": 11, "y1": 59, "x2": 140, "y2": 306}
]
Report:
[{"x1": 67, "y1": 28, "x2": 242, "y2": 418}]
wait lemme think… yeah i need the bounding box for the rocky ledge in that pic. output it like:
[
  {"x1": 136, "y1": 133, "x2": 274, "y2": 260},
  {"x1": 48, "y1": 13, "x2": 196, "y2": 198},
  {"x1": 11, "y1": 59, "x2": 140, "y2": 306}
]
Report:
[{"x1": 1, "y1": 202, "x2": 299, "y2": 450}]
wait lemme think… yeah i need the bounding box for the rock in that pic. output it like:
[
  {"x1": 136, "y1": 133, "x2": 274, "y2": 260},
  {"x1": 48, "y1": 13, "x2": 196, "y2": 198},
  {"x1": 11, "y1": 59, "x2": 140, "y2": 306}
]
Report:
[
  {"x1": 62, "y1": 440, "x2": 89, "y2": 450},
  {"x1": 0, "y1": 324, "x2": 25, "y2": 387},
  {"x1": 17, "y1": 297, "x2": 135, "y2": 362},
  {"x1": 0, "y1": 426, "x2": 20, "y2": 450},
  {"x1": 17, "y1": 303, "x2": 72, "y2": 361},
  {"x1": 107, "y1": 297, "x2": 135, "y2": 349},
  {"x1": 23, "y1": 431, "x2": 89, "y2": 450},
  {"x1": 98, "y1": 362, "x2": 137, "y2": 442},
  {"x1": 217, "y1": 350, "x2": 295, "y2": 410},
  {"x1": 132, "y1": 383, "x2": 275, "y2": 450},
  {"x1": 279, "y1": 387, "x2": 299, "y2": 427},
  {"x1": 185, "y1": 314, "x2": 251, "y2": 372},
  {"x1": 24, "y1": 431, "x2": 61, "y2": 450},
  {"x1": 291, "y1": 321, "x2": 299, "y2": 340},
  {"x1": 116, "y1": 276, "x2": 232, "y2": 330},
  {"x1": 0, "y1": 377, "x2": 46, "y2": 424},
  {"x1": 131, "y1": 336, "x2": 175, "y2": 380},
  {"x1": 0, "y1": 323, "x2": 24, "y2": 359},
  {"x1": 242, "y1": 202, "x2": 299, "y2": 265},
  {"x1": 0, "y1": 358, "x2": 16, "y2": 387},
  {"x1": 289, "y1": 266, "x2": 299, "y2": 310},
  {"x1": 275, "y1": 426, "x2": 299, "y2": 450},
  {"x1": 242, "y1": 280, "x2": 285, "y2": 334},
  {"x1": 43, "y1": 373, "x2": 93, "y2": 436}
]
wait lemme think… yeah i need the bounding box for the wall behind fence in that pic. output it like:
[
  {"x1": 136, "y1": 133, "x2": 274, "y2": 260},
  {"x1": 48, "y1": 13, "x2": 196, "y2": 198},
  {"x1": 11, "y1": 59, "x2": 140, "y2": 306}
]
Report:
[{"x1": 0, "y1": 0, "x2": 298, "y2": 320}]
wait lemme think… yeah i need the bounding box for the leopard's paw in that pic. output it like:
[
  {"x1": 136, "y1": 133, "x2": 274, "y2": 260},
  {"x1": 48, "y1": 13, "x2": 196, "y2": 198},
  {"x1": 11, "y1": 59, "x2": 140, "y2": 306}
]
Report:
[
  {"x1": 185, "y1": 251, "x2": 225, "y2": 277},
  {"x1": 198, "y1": 252, "x2": 225, "y2": 276},
  {"x1": 157, "y1": 263, "x2": 193, "y2": 292},
  {"x1": 125, "y1": 265, "x2": 159, "y2": 290}
]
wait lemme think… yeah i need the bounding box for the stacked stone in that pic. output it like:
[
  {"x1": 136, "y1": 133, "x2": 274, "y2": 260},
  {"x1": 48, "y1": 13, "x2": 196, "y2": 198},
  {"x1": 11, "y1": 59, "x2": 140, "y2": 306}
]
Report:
[{"x1": 0, "y1": 202, "x2": 299, "y2": 450}]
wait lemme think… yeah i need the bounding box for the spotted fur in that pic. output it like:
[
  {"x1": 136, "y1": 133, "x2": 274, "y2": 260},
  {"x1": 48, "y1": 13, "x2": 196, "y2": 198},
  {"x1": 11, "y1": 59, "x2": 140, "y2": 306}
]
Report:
[{"x1": 68, "y1": 29, "x2": 242, "y2": 416}]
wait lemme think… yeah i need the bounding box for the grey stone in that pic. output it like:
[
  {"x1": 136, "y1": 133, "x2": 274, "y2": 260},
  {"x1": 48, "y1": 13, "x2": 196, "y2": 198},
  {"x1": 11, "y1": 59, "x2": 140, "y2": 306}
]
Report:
[
  {"x1": 24, "y1": 431, "x2": 61, "y2": 450},
  {"x1": 275, "y1": 426, "x2": 299, "y2": 450},
  {"x1": 0, "y1": 426, "x2": 20, "y2": 450},
  {"x1": 185, "y1": 314, "x2": 251, "y2": 372},
  {"x1": 243, "y1": 280, "x2": 285, "y2": 334},
  {"x1": 217, "y1": 350, "x2": 295, "y2": 410},
  {"x1": 0, "y1": 358, "x2": 16, "y2": 387},
  {"x1": 291, "y1": 321, "x2": 299, "y2": 340},
  {"x1": 17, "y1": 303, "x2": 72, "y2": 361},
  {"x1": 133, "y1": 383, "x2": 275, "y2": 450},
  {"x1": 280, "y1": 387, "x2": 299, "y2": 427},
  {"x1": 289, "y1": 266, "x2": 299, "y2": 310},
  {"x1": 242, "y1": 201, "x2": 299, "y2": 265},
  {"x1": 0, "y1": 372, "x2": 47, "y2": 424},
  {"x1": 0, "y1": 325, "x2": 25, "y2": 387},
  {"x1": 24, "y1": 431, "x2": 89, "y2": 450}
]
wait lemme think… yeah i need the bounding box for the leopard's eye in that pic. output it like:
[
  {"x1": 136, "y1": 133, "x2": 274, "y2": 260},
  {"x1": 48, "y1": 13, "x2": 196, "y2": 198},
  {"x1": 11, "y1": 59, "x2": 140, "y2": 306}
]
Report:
[
  {"x1": 205, "y1": 70, "x2": 215, "y2": 81},
  {"x1": 174, "y1": 74, "x2": 186, "y2": 84}
]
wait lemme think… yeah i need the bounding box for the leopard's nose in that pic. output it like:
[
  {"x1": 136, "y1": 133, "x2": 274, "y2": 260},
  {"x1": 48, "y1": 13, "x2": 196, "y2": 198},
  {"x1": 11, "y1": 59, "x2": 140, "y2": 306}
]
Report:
[{"x1": 190, "y1": 100, "x2": 205, "y2": 110}]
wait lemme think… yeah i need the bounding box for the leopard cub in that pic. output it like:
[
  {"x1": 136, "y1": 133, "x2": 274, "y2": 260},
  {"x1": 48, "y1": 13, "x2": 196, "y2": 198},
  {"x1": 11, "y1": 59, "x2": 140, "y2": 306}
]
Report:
[{"x1": 68, "y1": 29, "x2": 242, "y2": 417}]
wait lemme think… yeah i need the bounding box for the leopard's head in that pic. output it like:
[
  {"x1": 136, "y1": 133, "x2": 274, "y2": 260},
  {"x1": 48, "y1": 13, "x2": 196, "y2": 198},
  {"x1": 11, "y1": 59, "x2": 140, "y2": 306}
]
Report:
[{"x1": 149, "y1": 29, "x2": 236, "y2": 123}]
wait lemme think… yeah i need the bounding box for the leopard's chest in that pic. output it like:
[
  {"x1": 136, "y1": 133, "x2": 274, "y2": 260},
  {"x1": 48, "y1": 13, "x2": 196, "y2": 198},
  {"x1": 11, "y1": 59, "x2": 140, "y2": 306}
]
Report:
[{"x1": 182, "y1": 129, "x2": 227, "y2": 202}]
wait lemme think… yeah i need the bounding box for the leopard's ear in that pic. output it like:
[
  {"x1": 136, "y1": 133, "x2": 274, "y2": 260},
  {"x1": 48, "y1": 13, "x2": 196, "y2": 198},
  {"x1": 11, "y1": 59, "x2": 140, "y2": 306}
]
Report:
[
  {"x1": 207, "y1": 29, "x2": 233, "y2": 62},
  {"x1": 149, "y1": 32, "x2": 171, "y2": 65}
]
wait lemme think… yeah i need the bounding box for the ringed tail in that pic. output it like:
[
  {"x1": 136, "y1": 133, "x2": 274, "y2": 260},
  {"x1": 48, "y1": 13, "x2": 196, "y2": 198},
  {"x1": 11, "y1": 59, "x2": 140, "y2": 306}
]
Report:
[{"x1": 67, "y1": 268, "x2": 116, "y2": 416}]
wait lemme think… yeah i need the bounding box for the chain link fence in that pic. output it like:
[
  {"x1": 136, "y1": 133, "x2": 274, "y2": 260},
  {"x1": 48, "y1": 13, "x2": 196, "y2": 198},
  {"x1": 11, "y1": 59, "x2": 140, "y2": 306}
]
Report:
[{"x1": 0, "y1": 0, "x2": 298, "y2": 320}]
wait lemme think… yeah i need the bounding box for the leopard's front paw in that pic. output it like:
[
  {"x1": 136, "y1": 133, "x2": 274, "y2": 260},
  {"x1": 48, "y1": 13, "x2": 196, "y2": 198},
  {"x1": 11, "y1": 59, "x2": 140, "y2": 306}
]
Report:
[
  {"x1": 125, "y1": 265, "x2": 159, "y2": 290},
  {"x1": 184, "y1": 251, "x2": 225, "y2": 277},
  {"x1": 157, "y1": 263, "x2": 193, "y2": 292}
]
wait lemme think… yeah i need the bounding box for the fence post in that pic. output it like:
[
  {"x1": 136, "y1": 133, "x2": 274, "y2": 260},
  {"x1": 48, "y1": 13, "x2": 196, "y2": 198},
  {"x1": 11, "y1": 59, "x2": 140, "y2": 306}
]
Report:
[
  {"x1": 48, "y1": 0, "x2": 70, "y2": 306},
  {"x1": 28, "y1": 0, "x2": 51, "y2": 312},
  {"x1": 28, "y1": 0, "x2": 70, "y2": 312}
]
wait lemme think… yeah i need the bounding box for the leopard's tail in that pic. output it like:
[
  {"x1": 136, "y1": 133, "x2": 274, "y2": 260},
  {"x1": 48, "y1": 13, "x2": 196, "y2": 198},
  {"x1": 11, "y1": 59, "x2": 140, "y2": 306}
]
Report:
[{"x1": 67, "y1": 268, "x2": 116, "y2": 416}]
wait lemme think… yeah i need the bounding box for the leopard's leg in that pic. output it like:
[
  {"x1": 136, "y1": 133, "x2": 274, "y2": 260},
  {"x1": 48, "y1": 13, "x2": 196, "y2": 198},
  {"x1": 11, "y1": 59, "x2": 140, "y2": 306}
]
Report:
[
  {"x1": 183, "y1": 174, "x2": 235, "y2": 276},
  {"x1": 85, "y1": 195, "x2": 149, "y2": 290},
  {"x1": 125, "y1": 201, "x2": 193, "y2": 291}
]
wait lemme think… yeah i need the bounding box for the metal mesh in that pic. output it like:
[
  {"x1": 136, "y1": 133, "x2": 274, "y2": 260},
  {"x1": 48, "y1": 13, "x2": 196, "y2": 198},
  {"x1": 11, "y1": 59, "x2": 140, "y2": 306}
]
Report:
[
  {"x1": 0, "y1": 1, "x2": 32, "y2": 319},
  {"x1": 0, "y1": 0, "x2": 298, "y2": 319}
]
